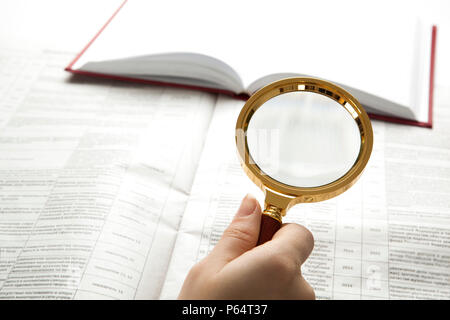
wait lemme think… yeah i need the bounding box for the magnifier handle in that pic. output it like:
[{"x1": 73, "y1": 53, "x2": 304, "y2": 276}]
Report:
[{"x1": 257, "y1": 206, "x2": 282, "y2": 245}]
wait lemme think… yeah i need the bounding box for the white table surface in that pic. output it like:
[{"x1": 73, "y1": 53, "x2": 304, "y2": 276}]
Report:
[{"x1": 1, "y1": 0, "x2": 449, "y2": 89}]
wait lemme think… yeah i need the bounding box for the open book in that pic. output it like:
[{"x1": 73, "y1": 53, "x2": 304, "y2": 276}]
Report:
[
  {"x1": 1, "y1": 49, "x2": 450, "y2": 300},
  {"x1": 66, "y1": 0, "x2": 437, "y2": 128}
]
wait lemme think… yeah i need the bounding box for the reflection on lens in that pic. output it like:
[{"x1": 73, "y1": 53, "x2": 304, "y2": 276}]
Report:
[{"x1": 247, "y1": 91, "x2": 361, "y2": 188}]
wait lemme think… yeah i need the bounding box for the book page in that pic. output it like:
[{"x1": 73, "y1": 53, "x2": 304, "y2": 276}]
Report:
[
  {"x1": 0, "y1": 49, "x2": 217, "y2": 299},
  {"x1": 161, "y1": 91, "x2": 450, "y2": 299},
  {"x1": 72, "y1": 0, "x2": 437, "y2": 121}
]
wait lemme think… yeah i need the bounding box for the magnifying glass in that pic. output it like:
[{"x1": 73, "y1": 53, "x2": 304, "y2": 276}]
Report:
[{"x1": 235, "y1": 77, "x2": 373, "y2": 245}]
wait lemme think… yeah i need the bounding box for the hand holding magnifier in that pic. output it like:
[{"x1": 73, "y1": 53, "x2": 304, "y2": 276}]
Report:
[{"x1": 235, "y1": 77, "x2": 373, "y2": 245}]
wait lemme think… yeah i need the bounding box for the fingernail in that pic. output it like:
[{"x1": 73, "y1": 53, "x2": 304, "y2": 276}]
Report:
[{"x1": 235, "y1": 194, "x2": 258, "y2": 217}]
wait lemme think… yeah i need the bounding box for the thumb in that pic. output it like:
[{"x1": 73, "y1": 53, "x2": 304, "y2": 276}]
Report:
[{"x1": 208, "y1": 194, "x2": 262, "y2": 269}]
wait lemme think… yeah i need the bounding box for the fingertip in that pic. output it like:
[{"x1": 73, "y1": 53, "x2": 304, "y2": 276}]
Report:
[
  {"x1": 253, "y1": 197, "x2": 262, "y2": 215},
  {"x1": 271, "y1": 223, "x2": 315, "y2": 264},
  {"x1": 235, "y1": 194, "x2": 260, "y2": 218},
  {"x1": 278, "y1": 223, "x2": 314, "y2": 244},
  {"x1": 208, "y1": 194, "x2": 262, "y2": 269}
]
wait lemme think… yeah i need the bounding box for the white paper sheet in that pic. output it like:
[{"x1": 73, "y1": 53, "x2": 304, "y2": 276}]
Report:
[
  {"x1": 0, "y1": 49, "x2": 217, "y2": 299},
  {"x1": 1, "y1": 48, "x2": 449, "y2": 300}
]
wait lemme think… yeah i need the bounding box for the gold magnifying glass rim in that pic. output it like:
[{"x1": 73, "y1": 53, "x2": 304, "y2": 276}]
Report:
[{"x1": 235, "y1": 77, "x2": 373, "y2": 206}]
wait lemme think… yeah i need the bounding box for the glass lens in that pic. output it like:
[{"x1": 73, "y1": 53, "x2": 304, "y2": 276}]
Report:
[{"x1": 246, "y1": 91, "x2": 361, "y2": 187}]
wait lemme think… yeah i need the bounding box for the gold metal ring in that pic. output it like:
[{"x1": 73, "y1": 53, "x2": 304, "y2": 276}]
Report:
[{"x1": 235, "y1": 77, "x2": 373, "y2": 216}]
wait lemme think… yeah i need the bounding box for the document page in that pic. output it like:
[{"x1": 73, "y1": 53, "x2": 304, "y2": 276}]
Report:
[
  {"x1": 0, "y1": 49, "x2": 217, "y2": 299},
  {"x1": 162, "y1": 93, "x2": 450, "y2": 299}
]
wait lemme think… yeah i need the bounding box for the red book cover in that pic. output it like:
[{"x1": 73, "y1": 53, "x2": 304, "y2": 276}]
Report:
[{"x1": 65, "y1": 0, "x2": 437, "y2": 128}]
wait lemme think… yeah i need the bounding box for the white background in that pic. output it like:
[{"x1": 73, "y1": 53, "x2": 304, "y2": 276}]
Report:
[{"x1": 0, "y1": 0, "x2": 449, "y2": 89}]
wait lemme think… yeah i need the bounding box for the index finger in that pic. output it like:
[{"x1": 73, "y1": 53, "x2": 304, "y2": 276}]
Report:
[{"x1": 265, "y1": 223, "x2": 314, "y2": 266}]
